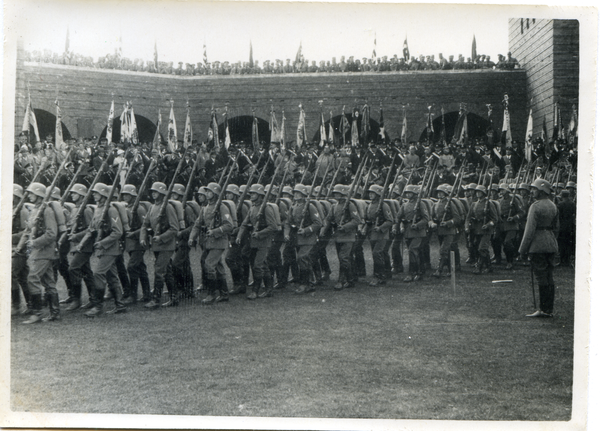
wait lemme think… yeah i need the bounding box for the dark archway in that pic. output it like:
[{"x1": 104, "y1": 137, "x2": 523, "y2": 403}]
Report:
[
  {"x1": 419, "y1": 111, "x2": 492, "y2": 143},
  {"x1": 217, "y1": 115, "x2": 270, "y2": 146},
  {"x1": 311, "y1": 114, "x2": 387, "y2": 146},
  {"x1": 99, "y1": 114, "x2": 159, "y2": 144},
  {"x1": 31, "y1": 109, "x2": 72, "y2": 141}
]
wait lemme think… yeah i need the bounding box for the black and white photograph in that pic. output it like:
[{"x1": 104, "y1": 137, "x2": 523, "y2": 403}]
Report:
[{"x1": 1, "y1": 0, "x2": 597, "y2": 429}]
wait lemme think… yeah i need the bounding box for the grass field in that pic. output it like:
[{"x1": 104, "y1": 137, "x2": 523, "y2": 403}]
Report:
[{"x1": 10, "y1": 242, "x2": 575, "y2": 420}]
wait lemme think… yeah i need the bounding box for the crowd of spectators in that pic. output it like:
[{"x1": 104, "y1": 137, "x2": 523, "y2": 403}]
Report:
[{"x1": 23, "y1": 48, "x2": 520, "y2": 76}]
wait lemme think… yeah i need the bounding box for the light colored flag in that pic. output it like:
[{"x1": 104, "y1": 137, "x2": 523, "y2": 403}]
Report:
[
  {"x1": 361, "y1": 104, "x2": 370, "y2": 144},
  {"x1": 328, "y1": 111, "x2": 335, "y2": 144},
  {"x1": 319, "y1": 111, "x2": 327, "y2": 147},
  {"x1": 22, "y1": 96, "x2": 41, "y2": 143},
  {"x1": 55, "y1": 100, "x2": 66, "y2": 151},
  {"x1": 280, "y1": 110, "x2": 286, "y2": 147},
  {"x1": 106, "y1": 100, "x2": 115, "y2": 144},
  {"x1": 168, "y1": 102, "x2": 177, "y2": 152},
  {"x1": 152, "y1": 109, "x2": 162, "y2": 150},
  {"x1": 253, "y1": 115, "x2": 260, "y2": 151},
  {"x1": 502, "y1": 103, "x2": 512, "y2": 144},
  {"x1": 351, "y1": 108, "x2": 360, "y2": 147},
  {"x1": 130, "y1": 105, "x2": 139, "y2": 144},
  {"x1": 296, "y1": 106, "x2": 306, "y2": 149},
  {"x1": 339, "y1": 107, "x2": 350, "y2": 146},
  {"x1": 212, "y1": 110, "x2": 220, "y2": 150},
  {"x1": 525, "y1": 109, "x2": 533, "y2": 163},
  {"x1": 458, "y1": 112, "x2": 468, "y2": 145},
  {"x1": 120, "y1": 102, "x2": 131, "y2": 143},
  {"x1": 223, "y1": 109, "x2": 231, "y2": 150},
  {"x1": 270, "y1": 109, "x2": 280, "y2": 143},
  {"x1": 183, "y1": 106, "x2": 192, "y2": 148},
  {"x1": 401, "y1": 109, "x2": 408, "y2": 144}
]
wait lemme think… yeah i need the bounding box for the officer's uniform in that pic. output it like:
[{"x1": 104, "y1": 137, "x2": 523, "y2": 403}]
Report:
[
  {"x1": 140, "y1": 182, "x2": 179, "y2": 308},
  {"x1": 519, "y1": 179, "x2": 559, "y2": 316}
]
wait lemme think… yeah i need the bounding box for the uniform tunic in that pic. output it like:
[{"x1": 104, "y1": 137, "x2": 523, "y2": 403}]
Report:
[
  {"x1": 285, "y1": 200, "x2": 322, "y2": 284},
  {"x1": 365, "y1": 199, "x2": 394, "y2": 280},
  {"x1": 27, "y1": 204, "x2": 59, "y2": 298},
  {"x1": 398, "y1": 199, "x2": 430, "y2": 275}
]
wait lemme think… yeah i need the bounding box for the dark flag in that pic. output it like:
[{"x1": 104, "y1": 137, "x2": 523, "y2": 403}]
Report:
[
  {"x1": 339, "y1": 106, "x2": 350, "y2": 146},
  {"x1": 440, "y1": 107, "x2": 447, "y2": 146},
  {"x1": 403, "y1": 37, "x2": 410, "y2": 61},
  {"x1": 361, "y1": 103, "x2": 370, "y2": 145}
]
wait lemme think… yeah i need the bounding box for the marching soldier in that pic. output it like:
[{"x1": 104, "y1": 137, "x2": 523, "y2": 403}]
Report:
[
  {"x1": 321, "y1": 184, "x2": 361, "y2": 290},
  {"x1": 389, "y1": 185, "x2": 405, "y2": 274},
  {"x1": 64, "y1": 184, "x2": 96, "y2": 311},
  {"x1": 279, "y1": 186, "x2": 299, "y2": 287},
  {"x1": 20, "y1": 183, "x2": 61, "y2": 324},
  {"x1": 266, "y1": 185, "x2": 286, "y2": 291},
  {"x1": 362, "y1": 184, "x2": 394, "y2": 285},
  {"x1": 430, "y1": 184, "x2": 461, "y2": 277},
  {"x1": 519, "y1": 179, "x2": 559, "y2": 317},
  {"x1": 188, "y1": 182, "x2": 234, "y2": 304},
  {"x1": 140, "y1": 182, "x2": 178, "y2": 309},
  {"x1": 225, "y1": 184, "x2": 250, "y2": 294},
  {"x1": 285, "y1": 184, "x2": 322, "y2": 294},
  {"x1": 497, "y1": 183, "x2": 525, "y2": 269},
  {"x1": 468, "y1": 185, "x2": 499, "y2": 274},
  {"x1": 121, "y1": 184, "x2": 151, "y2": 304},
  {"x1": 12, "y1": 185, "x2": 30, "y2": 315},
  {"x1": 396, "y1": 185, "x2": 430, "y2": 282}
]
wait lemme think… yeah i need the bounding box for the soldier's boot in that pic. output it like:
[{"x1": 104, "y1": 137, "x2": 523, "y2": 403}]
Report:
[
  {"x1": 215, "y1": 279, "x2": 229, "y2": 303},
  {"x1": 22, "y1": 294, "x2": 43, "y2": 325},
  {"x1": 202, "y1": 279, "x2": 217, "y2": 305},
  {"x1": 42, "y1": 292, "x2": 61, "y2": 322},
  {"x1": 123, "y1": 275, "x2": 138, "y2": 304},
  {"x1": 259, "y1": 273, "x2": 274, "y2": 298},
  {"x1": 107, "y1": 285, "x2": 127, "y2": 314},
  {"x1": 140, "y1": 273, "x2": 151, "y2": 302},
  {"x1": 247, "y1": 277, "x2": 260, "y2": 300},
  {"x1": 482, "y1": 255, "x2": 493, "y2": 273}
]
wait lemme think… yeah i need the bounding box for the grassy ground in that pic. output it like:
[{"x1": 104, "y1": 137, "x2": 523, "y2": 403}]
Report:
[{"x1": 10, "y1": 242, "x2": 574, "y2": 420}]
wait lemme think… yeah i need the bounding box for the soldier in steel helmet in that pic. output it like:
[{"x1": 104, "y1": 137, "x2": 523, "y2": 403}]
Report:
[
  {"x1": 497, "y1": 183, "x2": 525, "y2": 269},
  {"x1": 430, "y1": 184, "x2": 461, "y2": 277},
  {"x1": 519, "y1": 179, "x2": 559, "y2": 317},
  {"x1": 140, "y1": 182, "x2": 179, "y2": 309},
  {"x1": 189, "y1": 182, "x2": 234, "y2": 304},
  {"x1": 468, "y1": 184, "x2": 499, "y2": 274},
  {"x1": 12, "y1": 184, "x2": 30, "y2": 316},
  {"x1": 224, "y1": 183, "x2": 249, "y2": 295}
]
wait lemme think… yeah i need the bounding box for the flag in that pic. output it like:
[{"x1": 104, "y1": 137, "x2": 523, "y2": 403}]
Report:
[
  {"x1": 183, "y1": 105, "x2": 192, "y2": 148},
  {"x1": 453, "y1": 108, "x2": 468, "y2": 145},
  {"x1": 426, "y1": 107, "x2": 434, "y2": 141},
  {"x1": 471, "y1": 34, "x2": 477, "y2": 62},
  {"x1": 568, "y1": 104, "x2": 578, "y2": 145},
  {"x1": 403, "y1": 37, "x2": 410, "y2": 61},
  {"x1": 339, "y1": 107, "x2": 350, "y2": 146},
  {"x1": 270, "y1": 108, "x2": 280, "y2": 143},
  {"x1": 203, "y1": 42, "x2": 208, "y2": 66},
  {"x1": 296, "y1": 105, "x2": 306, "y2": 149},
  {"x1": 458, "y1": 112, "x2": 468, "y2": 145},
  {"x1": 280, "y1": 110, "x2": 286, "y2": 147},
  {"x1": 252, "y1": 114, "x2": 260, "y2": 151},
  {"x1": 106, "y1": 100, "x2": 115, "y2": 144},
  {"x1": 372, "y1": 32, "x2": 377, "y2": 60},
  {"x1": 55, "y1": 100, "x2": 66, "y2": 151},
  {"x1": 211, "y1": 109, "x2": 220, "y2": 150},
  {"x1": 319, "y1": 111, "x2": 327, "y2": 147},
  {"x1": 525, "y1": 109, "x2": 533, "y2": 163},
  {"x1": 328, "y1": 111, "x2": 335, "y2": 145},
  {"x1": 440, "y1": 107, "x2": 447, "y2": 145},
  {"x1": 295, "y1": 42, "x2": 303, "y2": 65},
  {"x1": 120, "y1": 102, "x2": 131, "y2": 144},
  {"x1": 249, "y1": 41, "x2": 253, "y2": 67},
  {"x1": 541, "y1": 114, "x2": 548, "y2": 143},
  {"x1": 21, "y1": 96, "x2": 40, "y2": 143},
  {"x1": 152, "y1": 109, "x2": 162, "y2": 150},
  {"x1": 351, "y1": 108, "x2": 360, "y2": 147},
  {"x1": 223, "y1": 108, "x2": 231, "y2": 150},
  {"x1": 378, "y1": 106, "x2": 386, "y2": 144},
  {"x1": 361, "y1": 103, "x2": 370, "y2": 145},
  {"x1": 557, "y1": 105, "x2": 565, "y2": 140},
  {"x1": 167, "y1": 102, "x2": 177, "y2": 152},
  {"x1": 154, "y1": 41, "x2": 158, "y2": 71},
  {"x1": 501, "y1": 97, "x2": 512, "y2": 145},
  {"x1": 401, "y1": 109, "x2": 408, "y2": 145},
  {"x1": 130, "y1": 106, "x2": 139, "y2": 145},
  {"x1": 65, "y1": 28, "x2": 70, "y2": 54}
]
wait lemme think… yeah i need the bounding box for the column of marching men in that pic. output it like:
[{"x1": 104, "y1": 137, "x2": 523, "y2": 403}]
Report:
[{"x1": 12, "y1": 139, "x2": 577, "y2": 324}]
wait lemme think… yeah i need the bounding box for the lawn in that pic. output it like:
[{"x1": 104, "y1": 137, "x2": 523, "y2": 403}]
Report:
[{"x1": 10, "y1": 242, "x2": 575, "y2": 421}]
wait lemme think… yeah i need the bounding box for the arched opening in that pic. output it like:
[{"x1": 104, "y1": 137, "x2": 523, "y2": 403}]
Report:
[
  {"x1": 99, "y1": 114, "x2": 160, "y2": 144},
  {"x1": 30, "y1": 109, "x2": 72, "y2": 141},
  {"x1": 419, "y1": 111, "x2": 492, "y2": 143},
  {"x1": 217, "y1": 115, "x2": 270, "y2": 147},
  {"x1": 311, "y1": 114, "x2": 387, "y2": 146}
]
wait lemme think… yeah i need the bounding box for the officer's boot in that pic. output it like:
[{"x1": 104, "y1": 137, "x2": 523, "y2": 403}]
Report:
[
  {"x1": 259, "y1": 273, "x2": 274, "y2": 298},
  {"x1": 43, "y1": 292, "x2": 61, "y2": 322},
  {"x1": 22, "y1": 294, "x2": 43, "y2": 324},
  {"x1": 247, "y1": 277, "x2": 260, "y2": 300}
]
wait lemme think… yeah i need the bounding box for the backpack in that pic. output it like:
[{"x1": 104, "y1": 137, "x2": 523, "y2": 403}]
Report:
[
  {"x1": 350, "y1": 198, "x2": 367, "y2": 221},
  {"x1": 168, "y1": 200, "x2": 186, "y2": 229},
  {"x1": 266, "y1": 202, "x2": 282, "y2": 231},
  {"x1": 110, "y1": 201, "x2": 130, "y2": 235},
  {"x1": 187, "y1": 201, "x2": 201, "y2": 219},
  {"x1": 309, "y1": 199, "x2": 326, "y2": 222},
  {"x1": 450, "y1": 197, "x2": 466, "y2": 225},
  {"x1": 221, "y1": 200, "x2": 238, "y2": 229},
  {"x1": 47, "y1": 201, "x2": 67, "y2": 234}
]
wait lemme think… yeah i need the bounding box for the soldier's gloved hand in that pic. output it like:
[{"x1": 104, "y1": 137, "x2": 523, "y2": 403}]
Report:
[
  {"x1": 429, "y1": 221, "x2": 436, "y2": 229},
  {"x1": 319, "y1": 228, "x2": 327, "y2": 237},
  {"x1": 235, "y1": 236, "x2": 242, "y2": 245},
  {"x1": 411, "y1": 223, "x2": 418, "y2": 230},
  {"x1": 507, "y1": 216, "x2": 514, "y2": 222},
  {"x1": 140, "y1": 239, "x2": 147, "y2": 248},
  {"x1": 152, "y1": 236, "x2": 163, "y2": 245},
  {"x1": 297, "y1": 228, "x2": 306, "y2": 235},
  {"x1": 27, "y1": 239, "x2": 34, "y2": 250},
  {"x1": 125, "y1": 232, "x2": 135, "y2": 239},
  {"x1": 251, "y1": 231, "x2": 260, "y2": 239},
  {"x1": 176, "y1": 231, "x2": 183, "y2": 239},
  {"x1": 207, "y1": 229, "x2": 217, "y2": 238},
  {"x1": 373, "y1": 226, "x2": 381, "y2": 233},
  {"x1": 400, "y1": 225, "x2": 405, "y2": 234},
  {"x1": 188, "y1": 239, "x2": 195, "y2": 247}
]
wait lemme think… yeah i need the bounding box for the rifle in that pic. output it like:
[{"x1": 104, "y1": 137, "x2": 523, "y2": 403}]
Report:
[
  {"x1": 77, "y1": 153, "x2": 130, "y2": 250},
  {"x1": 274, "y1": 156, "x2": 293, "y2": 205},
  {"x1": 15, "y1": 147, "x2": 75, "y2": 253},
  {"x1": 481, "y1": 169, "x2": 495, "y2": 226},
  {"x1": 209, "y1": 152, "x2": 240, "y2": 230},
  {"x1": 181, "y1": 151, "x2": 203, "y2": 210},
  {"x1": 236, "y1": 151, "x2": 268, "y2": 213},
  {"x1": 411, "y1": 161, "x2": 434, "y2": 226},
  {"x1": 424, "y1": 155, "x2": 439, "y2": 198},
  {"x1": 155, "y1": 149, "x2": 189, "y2": 235},
  {"x1": 218, "y1": 156, "x2": 233, "y2": 186},
  {"x1": 335, "y1": 150, "x2": 369, "y2": 230},
  {"x1": 296, "y1": 161, "x2": 322, "y2": 230},
  {"x1": 116, "y1": 154, "x2": 138, "y2": 201},
  {"x1": 477, "y1": 159, "x2": 488, "y2": 185},
  {"x1": 440, "y1": 159, "x2": 466, "y2": 224},
  {"x1": 374, "y1": 154, "x2": 398, "y2": 227},
  {"x1": 386, "y1": 154, "x2": 405, "y2": 200},
  {"x1": 325, "y1": 157, "x2": 344, "y2": 199},
  {"x1": 506, "y1": 161, "x2": 525, "y2": 220},
  {"x1": 59, "y1": 161, "x2": 87, "y2": 204},
  {"x1": 360, "y1": 158, "x2": 376, "y2": 199},
  {"x1": 315, "y1": 159, "x2": 333, "y2": 199},
  {"x1": 130, "y1": 158, "x2": 158, "y2": 227}
]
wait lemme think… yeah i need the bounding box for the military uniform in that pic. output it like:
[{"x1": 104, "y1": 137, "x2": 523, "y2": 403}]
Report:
[
  {"x1": 431, "y1": 185, "x2": 461, "y2": 276},
  {"x1": 397, "y1": 185, "x2": 430, "y2": 281},
  {"x1": 12, "y1": 186, "x2": 30, "y2": 315},
  {"x1": 364, "y1": 185, "x2": 394, "y2": 284},
  {"x1": 468, "y1": 186, "x2": 500, "y2": 273},
  {"x1": 497, "y1": 185, "x2": 525, "y2": 268}
]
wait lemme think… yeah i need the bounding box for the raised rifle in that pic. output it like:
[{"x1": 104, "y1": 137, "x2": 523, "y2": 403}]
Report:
[
  {"x1": 274, "y1": 156, "x2": 293, "y2": 205},
  {"x1": 59, "y1": 161, "x2": 87, "y2": 204},
  {"x1": 155, "y1": 149, "x2": 189, "y2": 235},
  {"x1": 296, "y1": 161, "x2": 322, "y2": 230},
  {"x1": 236, "y1": 151, "x2": 268, "y2": 214},
  {"x1": 130, "y1": 158, "x2": 158, "y2": 227},
  {"x1": 360, "y1": 158, "x2": 376, "y2": 199},
  {"x1": 481, "y1": 168, "x2": 495, "y2": 226},
  {"x1": 181, "y1": 151, "x2": 203, "y2": 210},
  {"x1": 411, "y1": 161, "x2": 434, "y2": 226},
  {"x1": 387, "y1": 153, "x2": 406, "y2": 199},
  {"x1": 424, "y1": 155, "x2": 440, "y2": 198},
  {"x1": 325, "y1": 157, "x2": 344, "y2": 199},
  {"x1": 440, "y1": 159, "x2": 466, "y2": 224},
  {"x1": 116, "y1": 154, "x2": 138, "y2": 201},
  {"x1": 16, "y1": 147, "x2": 75, "y2": 253},
  {"x1": 315, "y1": 159, "x2": 333, "y2": 198},
  {"x1": 374, "y1": 153, "x2": 398, "y2": 227},
  {"x1": 335, "y1": 150, "x2": 369, "y2": 230},
  {"x1": 218, "y1": 156, "x2": 233, "y2": 187},
  {"x1": 506, "y1": 160, "x2": 525, "y2": 221},
  {"x1": 477, "y1": 159, "x2": 488, "y2": 185},
  {"x1": 208, "y1": 151, "x2": 240, "y2": 231}
]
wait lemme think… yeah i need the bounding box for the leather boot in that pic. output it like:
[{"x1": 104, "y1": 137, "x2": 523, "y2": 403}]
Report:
[
  {"x1": 215, "y1": 279, "x2": 229, "y2": 302},
  {"x1": 259, "y1": 274, "x2": 274, "y2": 298},
  {"x1": 43, "y1": 292, "x2": 61, "y2": 322},
  {"x1": 247, "y1": 278, "x2": 260, "y2": 300},
  {"x1": 65, "y1": 299, "x2": 81, "y2": 312},
  {"x1": 202, "y1": 279, "x2": 217, "y2": 304},
  {"x1": 123, "y1": 275, "x2": 138, "y2": 304},
  {"x1": 22, "y1": 294, "x2": 43, "y2": 324},
  {"x1": 140, "y1": 273, "x2": 151, "y2": 302},
  {"x1": 107, "y1": 285, "x2": 127, "y2": 313}
]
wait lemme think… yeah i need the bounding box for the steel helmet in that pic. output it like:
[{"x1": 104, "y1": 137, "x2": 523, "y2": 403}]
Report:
[
  {"x1": 150, "y1": 182, "x2": 168, "y2": 195},
  {"x1": 282, "y1": 186, "x2": 294, "y2": 196},
  {"x1": 475, "y1": 185, "x2": 487, "y2": 194},
  {"x1": 467, "y1": 183, "x2": 477, "y2": 191},
  {"x1": 239, "y1": 185, "x2": 247, "y2": 194},
  {"x1": 206, "y1": 182, "x2": 221, "y2": 196},
  {"x1": 196, "y1": 187, "x2": 208, "y2": 196},
  {"x1": 491, "y1": 183, "x2": 499, "y2": 191},
  {"x1": 91, "y1": 182, "x2": 110, "y2": 198},
  {"x1": 13, "y1": 184, "x2": 24, "y2": 199},
  {"x1": 499, "y1": 183, "x2": 511, "y2": 193},
  {"x1": 391, "y1": 186, "x2": 402, "y2": 196},
  {"x1": 293, "y1": 184, "x2": 308, "y2": 196},
  {"x1": 226, "y1": 184, "x2": 240, "y2": 196},
  {"x1": 121, "y1": 184, "x2": 138, "y2": 197},
  {"x1": 332, "y1": 184, "x2": 347, "y2": 195},
  {"x1": 172, "y1": 184, "x2": 186, "y2": 196},
  {"x1": 368, "y1": 184, "x2": 384, "y2": 196},
  {"x1": 531, "y1": 178, "x2": 552, "y2": 195},
  {"x1": 265, "y1": 185, "x2": 278, "y2": 196},
  {"x1": 26, "y1": 182, "x2": 47, "y2": 199},
  {"x1": 249, "y1": 184, "x2": 265, "y2": 195},
  {"x1": 436, "y1": 184, "x2": 449, "y2": 195},
  {"x1": 518, "y1": 183, "x2": 530, "y2": 191},
  {"x1": 50, "y1": 187, "x2": 61, "y2": 200},
  {"x1": 312, "y1": 186, "x2": 321, "y2": 197},
  {"x1": 557, "y1": 182, "x2": 565, "y2": 189},
  {"x1": 70, "y1": 183, "x2": 88, "y2": 197},
  {"x1": 404, "y1": 185, "x2": 419, "y2": 195},
  {"x1": 566, "y1": 181, "x2": 576, "y2": 189}
]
